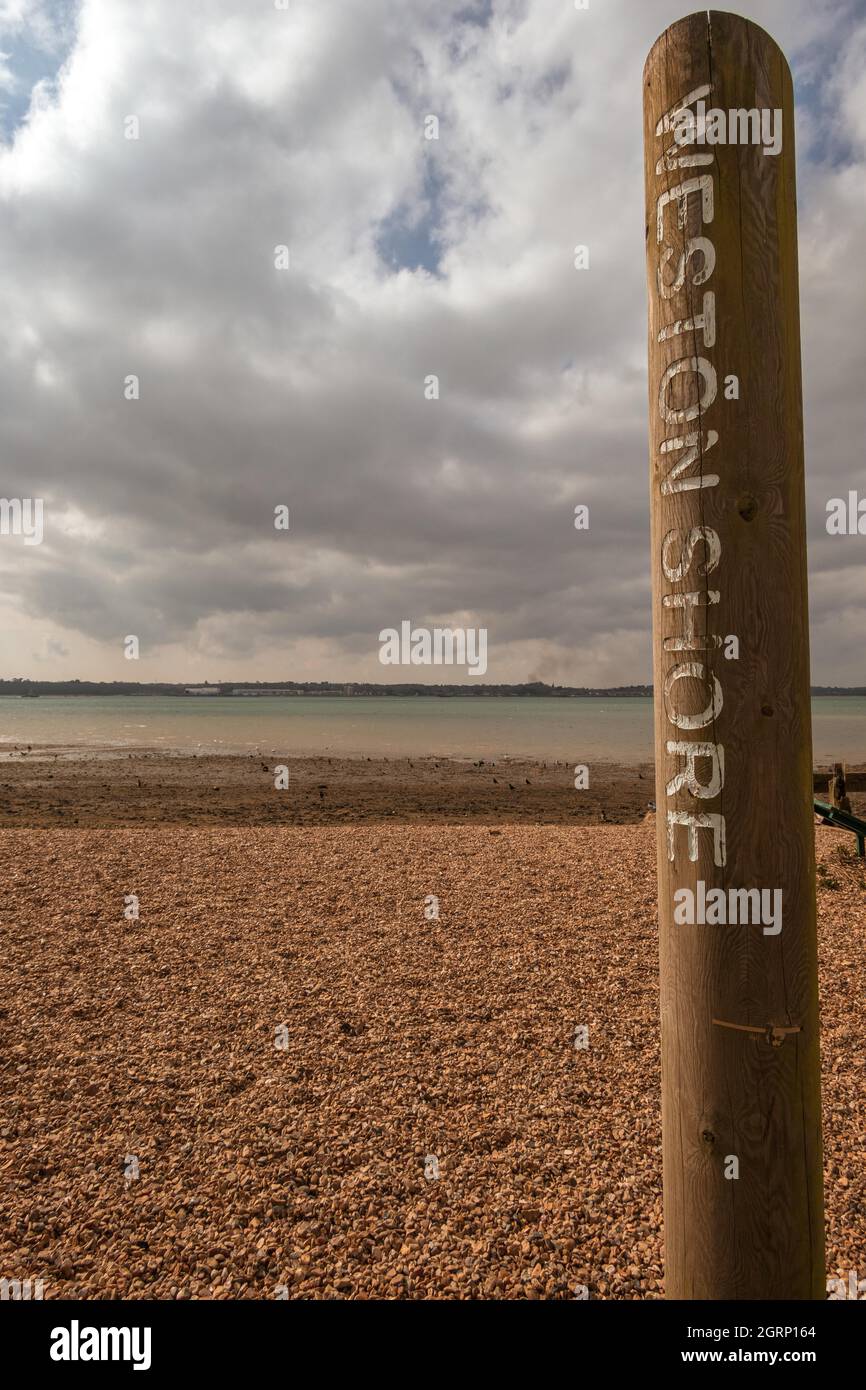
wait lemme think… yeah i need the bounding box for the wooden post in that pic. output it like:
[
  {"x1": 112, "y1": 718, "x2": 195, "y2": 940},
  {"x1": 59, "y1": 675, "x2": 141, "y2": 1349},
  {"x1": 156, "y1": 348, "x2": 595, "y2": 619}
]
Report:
[
  {"x1": 643, "y1": 13, "x2": 824, "y2": 1299},
  {"x1": 829, "y1": 762, "x2": 851, "y2": 813}
]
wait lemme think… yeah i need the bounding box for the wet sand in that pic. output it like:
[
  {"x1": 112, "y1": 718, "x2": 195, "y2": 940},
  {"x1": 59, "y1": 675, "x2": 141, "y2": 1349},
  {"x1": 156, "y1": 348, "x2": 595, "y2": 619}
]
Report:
[
  {"x1": 0, "y1": 748, "x2": 861, "y2": 827},
  {"x1": 0, "y1": 750, "x2": 657, "y2": 827}
]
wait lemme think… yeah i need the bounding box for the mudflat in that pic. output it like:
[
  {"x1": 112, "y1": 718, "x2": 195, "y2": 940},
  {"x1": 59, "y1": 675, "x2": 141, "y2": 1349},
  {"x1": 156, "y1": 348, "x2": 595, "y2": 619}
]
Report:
[
  {"x1": 0, "y1": 751, "x2": 657, "y2": 827},
  {"x1": 0, "y1": 749, "x2": 861, "y2": 828}
]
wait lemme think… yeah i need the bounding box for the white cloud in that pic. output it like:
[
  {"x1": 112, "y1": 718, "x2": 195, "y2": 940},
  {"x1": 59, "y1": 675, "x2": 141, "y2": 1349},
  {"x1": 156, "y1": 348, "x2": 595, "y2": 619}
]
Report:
[{"x1": 0, "y1": 0, "x2": 863, "y2": 683}]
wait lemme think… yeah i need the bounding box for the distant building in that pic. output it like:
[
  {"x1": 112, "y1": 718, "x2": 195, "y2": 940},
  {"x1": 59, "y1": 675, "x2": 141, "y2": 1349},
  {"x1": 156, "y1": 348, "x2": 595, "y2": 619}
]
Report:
[
  {"x1": 230, "y1": 688, "x2": 301, "y2": 696},
  {"x1": 185, "y1": 686, "x2": 220, "y2": 695}
]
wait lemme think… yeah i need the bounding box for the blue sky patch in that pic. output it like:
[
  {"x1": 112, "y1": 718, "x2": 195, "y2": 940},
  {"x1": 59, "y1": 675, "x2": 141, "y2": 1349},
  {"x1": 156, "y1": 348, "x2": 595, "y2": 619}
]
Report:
[
  {"x1": 0, "y1": 0, "x2": 79, "y2": 142},
  {"x1": 376, "y1": 157, "x2": 447, "y2": 276}
]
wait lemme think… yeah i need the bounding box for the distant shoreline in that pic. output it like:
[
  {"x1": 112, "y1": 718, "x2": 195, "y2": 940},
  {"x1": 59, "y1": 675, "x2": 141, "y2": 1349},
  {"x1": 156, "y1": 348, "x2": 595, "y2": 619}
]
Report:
[{"x1": 1, "y1": 684, "x2": 865, "y2": 698}]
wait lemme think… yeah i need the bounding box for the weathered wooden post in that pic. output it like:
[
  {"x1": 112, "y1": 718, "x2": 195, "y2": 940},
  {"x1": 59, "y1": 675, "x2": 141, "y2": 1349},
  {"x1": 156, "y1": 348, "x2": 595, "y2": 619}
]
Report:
[
  {"x1": 643, "y1": 12, "x2": 824, "y2": 1298},
  {"x1": 828, "y1": 762, "x2": 851, "y2": 813}
]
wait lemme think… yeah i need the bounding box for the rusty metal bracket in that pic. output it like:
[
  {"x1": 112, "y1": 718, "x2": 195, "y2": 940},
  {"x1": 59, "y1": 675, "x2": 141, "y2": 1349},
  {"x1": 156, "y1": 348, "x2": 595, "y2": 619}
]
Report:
[{"x1": 712, "y1": 1019, "x2": 802, "y2": 1048}]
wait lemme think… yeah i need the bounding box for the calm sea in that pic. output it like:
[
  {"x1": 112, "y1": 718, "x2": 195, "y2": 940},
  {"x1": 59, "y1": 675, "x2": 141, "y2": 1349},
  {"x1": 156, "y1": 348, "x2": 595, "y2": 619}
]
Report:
[{"x1": 0, "y1": 695, "x2": 864, "y2": 763}]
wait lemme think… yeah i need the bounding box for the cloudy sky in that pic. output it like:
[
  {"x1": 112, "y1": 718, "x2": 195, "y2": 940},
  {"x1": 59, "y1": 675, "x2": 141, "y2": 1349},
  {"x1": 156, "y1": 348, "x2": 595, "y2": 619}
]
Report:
[{"x1": 0, "y1": 0, "x2": 863, "y2": 685}]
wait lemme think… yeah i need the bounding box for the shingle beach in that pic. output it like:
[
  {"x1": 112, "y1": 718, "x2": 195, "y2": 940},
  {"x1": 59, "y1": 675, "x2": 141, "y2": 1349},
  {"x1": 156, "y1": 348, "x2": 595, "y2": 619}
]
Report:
[{"x1": 1, "y1": 820, "x2": 863, "y2": 1299}]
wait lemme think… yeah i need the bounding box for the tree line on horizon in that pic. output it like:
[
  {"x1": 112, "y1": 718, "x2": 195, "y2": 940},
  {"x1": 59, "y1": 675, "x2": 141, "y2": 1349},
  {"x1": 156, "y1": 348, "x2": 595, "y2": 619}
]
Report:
[{"x1": 1, "y1": 679, "x2": 864, "y2": 697}]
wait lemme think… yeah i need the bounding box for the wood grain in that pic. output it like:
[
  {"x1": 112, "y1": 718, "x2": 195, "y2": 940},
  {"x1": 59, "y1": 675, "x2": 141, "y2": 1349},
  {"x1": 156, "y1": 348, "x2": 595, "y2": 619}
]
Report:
[{"x1": 643, "y1": 11, "x2": 824, "y2": 1299}]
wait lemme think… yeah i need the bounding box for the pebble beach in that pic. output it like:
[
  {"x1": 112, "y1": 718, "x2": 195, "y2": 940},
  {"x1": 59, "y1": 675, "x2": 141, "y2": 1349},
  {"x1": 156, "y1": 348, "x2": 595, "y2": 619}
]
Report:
[{"x1": 1, "y1": 818, "x2": 863, "y2": 1299}]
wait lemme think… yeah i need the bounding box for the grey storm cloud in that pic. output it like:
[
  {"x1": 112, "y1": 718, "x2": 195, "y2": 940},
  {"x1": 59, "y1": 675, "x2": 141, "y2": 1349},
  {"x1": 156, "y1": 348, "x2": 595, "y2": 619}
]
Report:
[{"x1": 0, "y1": 0, "x2": 864, "y2": 682}]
